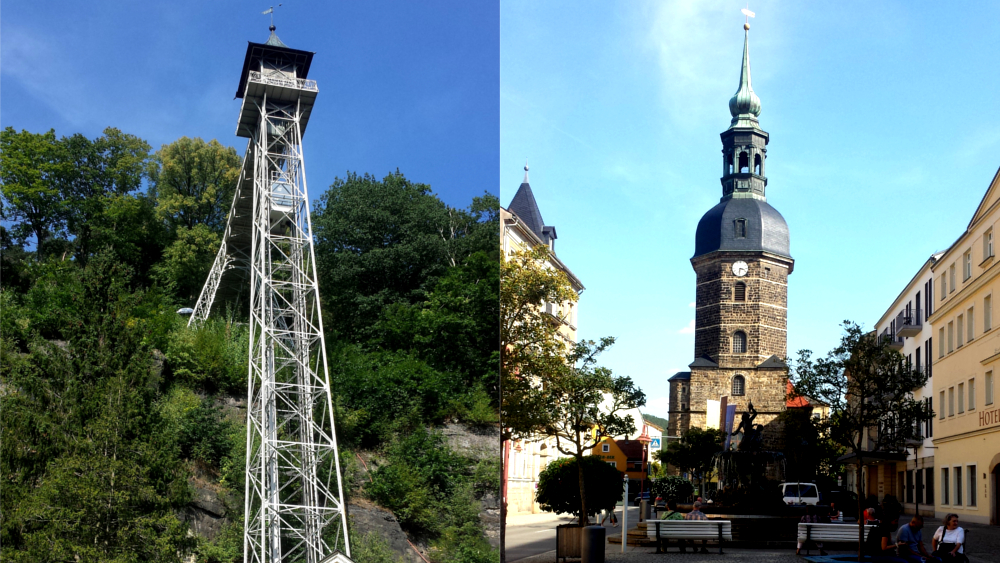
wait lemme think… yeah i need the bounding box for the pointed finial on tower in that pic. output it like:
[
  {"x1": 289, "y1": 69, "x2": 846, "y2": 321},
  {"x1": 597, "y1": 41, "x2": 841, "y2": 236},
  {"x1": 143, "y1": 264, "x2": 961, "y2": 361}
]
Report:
[
  {"x1": 523, "y1": 159, "x2": 529, "y2": 183},
  {"x1": 261, "y1": 5, "x2": 287, "y2": 46},
  {"x1": 729, "y1": 5, "x2": 762, "y2": 128}
]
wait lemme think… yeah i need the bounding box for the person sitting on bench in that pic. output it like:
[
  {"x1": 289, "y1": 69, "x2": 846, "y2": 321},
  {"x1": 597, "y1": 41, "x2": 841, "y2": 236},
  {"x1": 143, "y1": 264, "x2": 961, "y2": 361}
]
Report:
[{"x1": 682, "y1": 501, "x2": 710, "y2": 554}]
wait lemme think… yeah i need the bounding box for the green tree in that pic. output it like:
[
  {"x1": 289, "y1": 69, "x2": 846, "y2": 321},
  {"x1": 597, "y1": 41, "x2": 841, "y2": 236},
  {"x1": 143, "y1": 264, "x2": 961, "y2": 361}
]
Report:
[
  {"x1": 152, "y1": 222, "x2": 221, "y2": 303},
  {"x1": 0, "y1": 127, "x2": 69, "y2": 255},
  {"x1": 534, "y1": 339, "x2": 645, "y2": 525},
  {"x1": 376, "y1": 249, "x2": 499, "y2": 400},
  {"x1": 500, "y1": 246, "x2": 579, "y2": 442},
  {"x1": 790, "y1": 321, "x2": 933, "y2": 561},
  {"x1": 650, "y1": 475, "x2": 695, "y2": 503},
  {"x1": 313, "y1": 172, "x2": 487, "y2": 341},
  {"x1": 0, "y1": 252, "x2": 193, "y2": 561},
  {"x1": 535, "y1": 456, "x2": 623, "y2": 520},
  {"x1": 653, "y1": 427, "x2": 725, "y2": 496},
  {"x1": 777, "y1": 407, "x2": 845, "y2": 485},
  {"x1": 148, "y1": 137, "x2": 241, "y2": 233},
  {"x1": 61, "y1": 127, "x2": 152, "y2": 264}
]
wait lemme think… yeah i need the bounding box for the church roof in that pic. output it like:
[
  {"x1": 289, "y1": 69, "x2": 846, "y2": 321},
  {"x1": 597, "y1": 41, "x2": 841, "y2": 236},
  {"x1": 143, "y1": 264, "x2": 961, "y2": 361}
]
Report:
[
  {"x1": 668, "y1": 371, "x2": 691, "y2": 381},
  {"x1": 689, "y1": 355, "x2": 718, "y2": 368},
  {"x1": 693, "y1": 196, "x2": 790, "y2": 260}
]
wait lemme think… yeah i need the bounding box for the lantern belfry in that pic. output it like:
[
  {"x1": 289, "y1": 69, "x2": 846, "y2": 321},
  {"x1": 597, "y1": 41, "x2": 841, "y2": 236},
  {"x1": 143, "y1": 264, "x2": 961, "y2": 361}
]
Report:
[{"x1": 189, "y1": 25, "x2": 351, "y2": 563}]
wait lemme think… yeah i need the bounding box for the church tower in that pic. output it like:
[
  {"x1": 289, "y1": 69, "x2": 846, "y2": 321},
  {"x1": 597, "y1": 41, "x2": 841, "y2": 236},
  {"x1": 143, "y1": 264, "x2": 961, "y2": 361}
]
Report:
[{"x1": 669, "y1": 22, "x2": 793, "y2": 445}]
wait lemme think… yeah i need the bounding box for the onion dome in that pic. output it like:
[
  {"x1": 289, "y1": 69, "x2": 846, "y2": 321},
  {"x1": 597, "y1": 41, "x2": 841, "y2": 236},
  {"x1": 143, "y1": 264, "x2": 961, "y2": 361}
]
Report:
[{"x1": 728, "y1": 29, "x2": 761, "y2": 129}]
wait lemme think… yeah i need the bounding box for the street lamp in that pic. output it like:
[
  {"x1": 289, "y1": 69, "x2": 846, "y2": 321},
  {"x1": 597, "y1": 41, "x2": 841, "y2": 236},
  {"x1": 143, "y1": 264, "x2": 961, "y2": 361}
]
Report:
[{"x1": 637, "y1": 425, "x2": 652, "y2": 501}]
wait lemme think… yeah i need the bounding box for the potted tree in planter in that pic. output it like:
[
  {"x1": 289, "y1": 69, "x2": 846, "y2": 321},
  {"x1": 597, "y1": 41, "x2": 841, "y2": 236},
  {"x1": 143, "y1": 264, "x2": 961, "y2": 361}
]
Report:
[{"x1": 537, "y1": 456, "x2": 623, "y2": 561}]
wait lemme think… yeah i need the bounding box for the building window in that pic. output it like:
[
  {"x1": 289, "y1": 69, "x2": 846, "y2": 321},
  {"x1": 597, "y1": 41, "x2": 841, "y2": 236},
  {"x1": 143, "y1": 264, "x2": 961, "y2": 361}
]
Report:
[
  {"x1": 734, "y1": 282, "x2": 747, "y2": 301},
  {"x1": 754, "y1": 154, "x2": 762, "y2": 175},
  {"x1": 986, "y1": 229, "x2": 994, "y2": 260},
  {"x1": 926, "y1": 397, "x2": 933, "y2": 438},
  {"x1": 602, "y1": 443, "x2": 610, "y2": 453},
  {"x1": 941, "y1": 274, "x2": 947, "y2": 300},
  {"x1": 732, "y1": 331, "x2": 747, "y2": 354},
  {"x1": 732, "y1": 375, "x2": 746, "y2": 396},
  {"x1": 958, "y1": 382, "x2": 965, "y2": 413},
  {"x1": 968, "y1": 465, "x2": 977, "y2": 507},
  {"x1": 969, "y1": 378, "x2": 976, "y2": 410},
  {"x1": 739, "y1": 151, "x2": 749, "y2": 173},
  {"x1": 939, "y1": 328, "x2": 945, "y2": 358},
  {"x1": 926, "y1": 468, "x2": 935, "y2": 505},
  {"x1": 948, "y1": 387, "x2": 955, "y2": 416},
  {"x1": 954, "y1": 466, "x2": 963, "y2": 506},
  {"x1": 987, "y1": 371, "x2": 995, "y2": 405},
  {"x1": 608, "y1": 461, "x2": 617, "y2": 468},
  {"x1": 963, "y1": 251, "x2": 972, "y2": 281},
  {"x1": 950, "y1": 264, "x2": 956, "y2": 292},
  {"x1": 942, "y1": 468, "x2": 950, "y2": 505},
  {"x1": 986, "y1": 295, "x2": 993, "y2": 332},
  {"x1": 734, "y1": 219, "x2": 747, "y2": 239},
  {"x1": 957, "y1": 315, "x2": 964, "y2": 347},
  {"x1": 939, "y1": 391, "x2": 946, "y2": 419},
  {"x1": 948, "y1": 322, "x2": 954, "y2": 353},
  {"x1": 968, "y1": 308, "x2": 975, "y2": 342}
]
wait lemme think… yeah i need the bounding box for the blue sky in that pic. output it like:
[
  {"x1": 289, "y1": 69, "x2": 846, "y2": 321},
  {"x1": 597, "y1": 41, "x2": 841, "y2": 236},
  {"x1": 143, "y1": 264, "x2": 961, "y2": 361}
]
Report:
[
  {"x1": 500, "y1": 1, "x2": 1000, "y2": 417},
  {"x1": 1, "y1": 0, "x2": 499, "y2": 210}
]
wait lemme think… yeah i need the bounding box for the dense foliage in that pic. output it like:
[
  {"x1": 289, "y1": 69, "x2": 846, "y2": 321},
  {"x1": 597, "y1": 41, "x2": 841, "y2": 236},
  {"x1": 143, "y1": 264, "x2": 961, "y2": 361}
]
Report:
[
  {"x1": 535, "y1": 457, "x2": 623, "y2": 519},
  {"x1": 653, "y1": 427, "x2": 725, "y2": 496},
  {"x1": 650, "y1": 476, "x2": 695, "y2": 503},
  {"x1": 1, "y1": 128, "x2": 499, "y2": 563}
]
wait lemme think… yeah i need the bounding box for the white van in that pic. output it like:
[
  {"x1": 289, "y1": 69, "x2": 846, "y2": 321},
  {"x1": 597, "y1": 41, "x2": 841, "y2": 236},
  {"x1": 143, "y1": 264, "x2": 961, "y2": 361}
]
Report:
[{"x1": 781, "y1": 482, "x2": 820, "y2": 505}]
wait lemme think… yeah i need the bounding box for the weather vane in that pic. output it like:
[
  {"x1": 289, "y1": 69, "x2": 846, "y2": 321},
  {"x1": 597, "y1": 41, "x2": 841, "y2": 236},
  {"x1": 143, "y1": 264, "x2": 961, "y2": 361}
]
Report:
[
  {"x1": 262, "y1": 4, "x2": 282, "y2": 27},
  {"x1": 741, "y1": 3, "x2": 755, "y2": 30}
]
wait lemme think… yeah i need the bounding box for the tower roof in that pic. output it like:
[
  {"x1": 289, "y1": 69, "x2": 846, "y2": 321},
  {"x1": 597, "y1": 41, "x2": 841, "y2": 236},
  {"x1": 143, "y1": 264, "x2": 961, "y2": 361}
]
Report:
[
  {"x1": 728, "y1": 29, "x2": 762, "y2": 130},
  {"x1": 508, "y1": 163, "x2": 555, "y2": 244},
  {"x1": 265, "y1": 25, "x2": 289, "y2": 48},
  {"x1": 694, "y1": 197, "x2": 790, "y2": 260},
  {"x1": 236, "y1": 26, "x2": 315, "y2": 99}
]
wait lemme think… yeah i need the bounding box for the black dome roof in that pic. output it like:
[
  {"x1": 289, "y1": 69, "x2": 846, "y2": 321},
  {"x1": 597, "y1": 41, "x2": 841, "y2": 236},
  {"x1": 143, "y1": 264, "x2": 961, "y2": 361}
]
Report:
[{"x1": 694, "y1": 197, "x2": 790, "y2": 259}]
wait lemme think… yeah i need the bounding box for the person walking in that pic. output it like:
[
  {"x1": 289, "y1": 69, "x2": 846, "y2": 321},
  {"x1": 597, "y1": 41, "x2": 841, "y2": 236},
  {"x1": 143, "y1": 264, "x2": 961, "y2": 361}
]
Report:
[{"x1": 931, "y1": 514, "x2": 967, "y2": 563}]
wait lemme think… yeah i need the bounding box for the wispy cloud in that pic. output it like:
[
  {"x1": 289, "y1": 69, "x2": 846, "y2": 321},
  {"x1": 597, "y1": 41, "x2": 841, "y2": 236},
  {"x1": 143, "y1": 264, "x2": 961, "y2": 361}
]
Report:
[
  {"x1": 644, "y1": 396, "x2": 671, "y2": 415},
  {"x1": 688, "y1": 301, "x2": 696, "y2": 308},
  {"x1": 678, "y1": 319, "x2": 695, "y2": 334}
]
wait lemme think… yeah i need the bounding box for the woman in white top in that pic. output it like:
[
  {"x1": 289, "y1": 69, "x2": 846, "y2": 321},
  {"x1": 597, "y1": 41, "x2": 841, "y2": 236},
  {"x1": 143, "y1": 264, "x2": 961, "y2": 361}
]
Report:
[{"x1": 932, "y1": 513, "x2": 966, "y2": 562}]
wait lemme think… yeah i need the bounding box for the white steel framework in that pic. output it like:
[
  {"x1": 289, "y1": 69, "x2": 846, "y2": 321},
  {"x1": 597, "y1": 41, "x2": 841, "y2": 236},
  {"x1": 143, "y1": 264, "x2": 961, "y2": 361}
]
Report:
[{"x1": 190, "y1": 32, "x2": 350, "y2": 563}]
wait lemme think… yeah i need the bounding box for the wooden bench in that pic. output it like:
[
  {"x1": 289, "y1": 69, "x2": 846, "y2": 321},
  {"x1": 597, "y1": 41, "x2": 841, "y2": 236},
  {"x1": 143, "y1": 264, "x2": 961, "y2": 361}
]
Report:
[
  {"x1": 647, "y1": 520, "x2": 733, "y2": 554},
  {"x1": 797, "y1": 523, "x2": 874, "y2": 555}
]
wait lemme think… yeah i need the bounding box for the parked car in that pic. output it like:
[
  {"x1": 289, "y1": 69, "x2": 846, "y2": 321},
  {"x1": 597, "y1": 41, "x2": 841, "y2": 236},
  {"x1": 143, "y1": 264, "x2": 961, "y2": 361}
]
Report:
[
  {"x1": 632, "y1": 491, "x2": 650, "y2": 506},
  {"x1": 781, "y1": 482, "x2": 820, "y2": 505}
]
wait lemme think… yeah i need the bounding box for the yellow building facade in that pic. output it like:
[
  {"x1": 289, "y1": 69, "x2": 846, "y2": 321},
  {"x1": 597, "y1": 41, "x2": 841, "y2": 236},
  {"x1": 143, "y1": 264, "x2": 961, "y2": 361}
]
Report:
[
  {"x1": 928, "y1": 166, "x2": 1000, "y2": 525},
  {"x1": 502, "y1": 164, "x2": 585, "y2": 514}
]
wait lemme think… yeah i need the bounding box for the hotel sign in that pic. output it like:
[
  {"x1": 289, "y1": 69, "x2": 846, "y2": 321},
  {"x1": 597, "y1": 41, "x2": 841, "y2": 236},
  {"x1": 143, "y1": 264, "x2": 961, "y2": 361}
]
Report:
[{"x1": 980, "y1": 407, "x2": 1000, "y2": 427}]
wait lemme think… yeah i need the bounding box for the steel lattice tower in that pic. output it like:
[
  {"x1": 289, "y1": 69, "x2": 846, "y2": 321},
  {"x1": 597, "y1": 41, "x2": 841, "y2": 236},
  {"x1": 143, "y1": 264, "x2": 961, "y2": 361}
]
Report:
[{"x1": 189, "y1": 26, "x2": 351, "y2": 563}]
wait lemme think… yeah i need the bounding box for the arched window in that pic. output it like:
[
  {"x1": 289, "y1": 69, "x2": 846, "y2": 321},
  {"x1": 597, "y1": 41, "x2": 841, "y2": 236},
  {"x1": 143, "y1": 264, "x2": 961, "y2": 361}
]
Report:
[
  {"x1": 734, "y1": 282, "x2": 746, "y2": 301},
  {"x1": 732, "y1": 331, "x2": 747, "y2": 354},
  {"x1": 732, "y1": 375, "x2": 746, "y2": 396},
  {"x1": 739, "y1": 151, "x2": 749, "y2": 173},
  {"x1": 754, "y1": 154, "x2": 762, "y2": 175}
]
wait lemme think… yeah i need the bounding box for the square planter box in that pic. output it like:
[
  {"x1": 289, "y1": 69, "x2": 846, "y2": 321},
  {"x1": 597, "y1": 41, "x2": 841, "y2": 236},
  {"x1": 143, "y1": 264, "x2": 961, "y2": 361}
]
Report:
[{"x1": 556, "y1": 524, "x2": 584, "y2": 561}]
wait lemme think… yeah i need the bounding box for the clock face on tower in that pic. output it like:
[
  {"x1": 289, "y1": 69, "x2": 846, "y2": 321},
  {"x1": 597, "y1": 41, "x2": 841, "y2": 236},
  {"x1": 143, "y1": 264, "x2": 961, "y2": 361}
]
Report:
[{"x1": 732, "y1": 261, "x2": 749, "y2": 277}]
